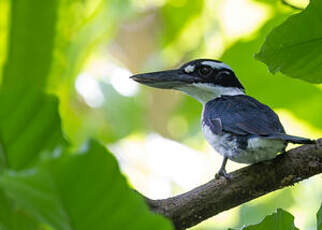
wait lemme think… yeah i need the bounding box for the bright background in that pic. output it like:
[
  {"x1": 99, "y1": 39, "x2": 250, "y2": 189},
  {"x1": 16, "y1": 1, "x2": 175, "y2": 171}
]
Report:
[{"x1": 1, "y1": 0, "x2": 321, "y2": 229}]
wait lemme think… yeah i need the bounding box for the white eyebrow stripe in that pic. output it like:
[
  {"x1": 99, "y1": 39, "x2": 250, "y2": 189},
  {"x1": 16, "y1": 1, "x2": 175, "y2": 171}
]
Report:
[
  {"x1": 184, "y1": 64, "x2": 195, "y2": 73},
  {"x1": 201, "y1": 61, "x2": 232, "y2": 71}
]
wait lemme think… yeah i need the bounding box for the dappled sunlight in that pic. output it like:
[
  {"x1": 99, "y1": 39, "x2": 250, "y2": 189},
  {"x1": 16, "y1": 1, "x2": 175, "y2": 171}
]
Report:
[
  {"x1": 132, "y1": 0, "x2": 166, "y2": 11},
  {"x1": 75, "y1": 72, "x2": 105, "y2": 107},
  {"x1": 290, "y1": 176, "x2": 322, "y2": 230},
  {"x1": 82, "y1": 57, "x2": 139, "y2": 97},
  {"x1": 167, "y1": 115, "x2": 189, "y2": 139},
  {"x1": 109, "y1": 67, "x2": 138, "y2": 97},
  {"x1": 317, "y1": 84, "x2": 322, "y2": 90},
  {"x1": 194, "y1": 207, "x2": 240, "y2": 230},
  {"x1": 287, "y1": 0, "x2": 309, "y2": 8},
  {"x1": 110, "y1": 133, "x2": 217, "y2": 199},
  {"x1": 219, "y1": 0, "x2": 270, "y2": 39},
  {"x1": 0, "y1": 0, "x2": 10, "y2": 82},
  {"x1": 276, "y1": 109, "x2": 322, "y2": 141},
  {"x1": 161, "y1": 17, "x2": 205, "y2": 64}
]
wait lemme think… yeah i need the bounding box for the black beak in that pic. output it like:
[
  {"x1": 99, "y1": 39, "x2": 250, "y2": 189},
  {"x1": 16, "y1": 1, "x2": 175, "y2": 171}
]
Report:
[{"x1": 130, "y1": 69, "x2": 196, "y2": 89}]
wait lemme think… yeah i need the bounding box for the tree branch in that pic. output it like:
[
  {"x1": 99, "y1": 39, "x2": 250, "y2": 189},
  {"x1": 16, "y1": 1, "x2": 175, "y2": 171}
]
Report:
[{"x1": 142, "y1": 139, "x2": 322, "y2": 230}]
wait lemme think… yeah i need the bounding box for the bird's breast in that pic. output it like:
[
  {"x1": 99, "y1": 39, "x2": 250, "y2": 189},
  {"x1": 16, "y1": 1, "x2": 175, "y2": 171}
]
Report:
[{"x1": 201, "y1": 122, "x2": 285, "y2": 164}]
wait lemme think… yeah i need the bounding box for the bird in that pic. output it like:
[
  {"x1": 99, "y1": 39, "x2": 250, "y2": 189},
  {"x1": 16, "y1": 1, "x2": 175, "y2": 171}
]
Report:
[{"x1": 130, "y1": 59, "x2": 315, "y2": 179}]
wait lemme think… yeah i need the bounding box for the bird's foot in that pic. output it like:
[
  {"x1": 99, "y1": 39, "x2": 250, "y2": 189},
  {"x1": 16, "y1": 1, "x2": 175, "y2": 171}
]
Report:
[{"x1": 215, "y1": 169, "x2": 232, "y2": 181}]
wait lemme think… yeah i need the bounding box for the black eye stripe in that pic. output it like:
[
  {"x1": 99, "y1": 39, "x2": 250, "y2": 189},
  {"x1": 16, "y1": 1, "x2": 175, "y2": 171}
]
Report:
[
  {"x1": 199, "y1": 66, "x2": 212, "y2": 76},
  {"x1": 178, "y1": 59, "x2": 244, "y2": 89},
  {"x1": 217, "y1": 70, "x2": 231, "y2": 77}
]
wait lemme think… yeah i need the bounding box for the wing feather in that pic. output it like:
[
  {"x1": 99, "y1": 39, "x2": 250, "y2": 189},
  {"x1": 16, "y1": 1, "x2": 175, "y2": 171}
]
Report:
[{"x1": 203, "y1": 95, "x2": 285, "y2": 137}]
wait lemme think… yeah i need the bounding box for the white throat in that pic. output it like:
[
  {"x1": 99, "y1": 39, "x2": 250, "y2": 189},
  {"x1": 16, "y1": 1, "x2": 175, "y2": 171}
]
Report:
[{"x1": 176, "y1": 83, "x2": 245, "y2": 104}]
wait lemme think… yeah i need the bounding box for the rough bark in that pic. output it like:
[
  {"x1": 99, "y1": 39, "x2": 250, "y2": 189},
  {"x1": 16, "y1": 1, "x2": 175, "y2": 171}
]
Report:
[{"x1": 141, "y1": 139, "x2": 322, "y2": 230}]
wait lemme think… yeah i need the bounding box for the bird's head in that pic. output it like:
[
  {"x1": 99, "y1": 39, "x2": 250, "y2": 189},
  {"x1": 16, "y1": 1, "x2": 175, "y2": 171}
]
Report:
[{"x1": 130, "y1": 59, "x2": 245, "y2": 104}]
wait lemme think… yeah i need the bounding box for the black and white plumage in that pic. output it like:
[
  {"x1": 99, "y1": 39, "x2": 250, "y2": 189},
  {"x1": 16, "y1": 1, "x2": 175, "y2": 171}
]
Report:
[
  {"x1": 204, "y1": 95, "x2": 290, "y2": 164},
  {"x1": 131, "y1": 59, "x2": 315, "y2": 178}
]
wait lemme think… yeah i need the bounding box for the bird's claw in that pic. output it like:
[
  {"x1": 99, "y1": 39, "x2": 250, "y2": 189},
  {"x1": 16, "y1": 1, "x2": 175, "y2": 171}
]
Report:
[{"x1": 215, "y1": 169, "x2": 232, "y2": 181}]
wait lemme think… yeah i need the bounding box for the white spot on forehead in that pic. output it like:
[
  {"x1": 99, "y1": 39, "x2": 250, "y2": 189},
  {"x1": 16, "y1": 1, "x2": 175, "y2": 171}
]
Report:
[
  {"x1": 184, "y1": 65, "x2": 195, "y2": 73},
  {"x1": 201, "y1": 61, "x2": 232, "y2": 71}
]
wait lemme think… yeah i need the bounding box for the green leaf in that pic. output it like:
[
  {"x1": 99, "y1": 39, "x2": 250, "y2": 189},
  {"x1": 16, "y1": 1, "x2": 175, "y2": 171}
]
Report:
[
  {"x1": 237, "y1": 188, "x2": 295, "y2": 228},
  {"x1": 1, "y1": 0, "x2": 58, "y2": 91},
  {"x1": 0, "y1": 141, "x2": 173, "y2": 230},
  {"x1": 48, "y1": 0, "x2": 134, "y2": 146},
  {"x1": 317, "y1": 203, "x2": 322, "y2": 230},
  {"x1": 0, "y1": 141, "x2": 6, "y2": 172},
  {"x1": 0, "y1": 0, "x2": 66, "y2": 169},
  {"x1": 255, "y1": 0, "x2": 322, "y2": 83},
  {"x1": 52, "y1": 0, "x2": 133, "y2": 82},
  {"x1": 0, "y1": 93, "x2": 67, "y2": 170},
  {"x1": 0, "y1": 188, "x2": 40, "y2": 230},
  {"x1": 233, "y1": 209, "x2": 299, "y2": 230}
]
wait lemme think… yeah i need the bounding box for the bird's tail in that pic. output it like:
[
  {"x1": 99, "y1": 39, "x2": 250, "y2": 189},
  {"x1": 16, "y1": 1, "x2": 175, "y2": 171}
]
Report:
[{"x1": 267, "y1": 133, "x2": 315, "y2": 144}]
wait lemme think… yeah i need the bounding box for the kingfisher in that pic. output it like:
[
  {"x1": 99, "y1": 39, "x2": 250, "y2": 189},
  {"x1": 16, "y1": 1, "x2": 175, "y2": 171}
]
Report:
[{"x1": 130, "y1": 59, "x2": 315, "y2": 179}]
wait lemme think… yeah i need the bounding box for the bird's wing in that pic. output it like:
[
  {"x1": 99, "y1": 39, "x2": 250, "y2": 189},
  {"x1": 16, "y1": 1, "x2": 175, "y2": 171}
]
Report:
[{"x1": 203, "y1": 95, "x2": 285, "y2": 136}]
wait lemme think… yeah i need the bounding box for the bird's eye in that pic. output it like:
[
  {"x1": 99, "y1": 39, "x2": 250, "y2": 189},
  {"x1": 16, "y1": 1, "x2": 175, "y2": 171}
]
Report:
[{"x1": 199, "y1": 66, "x2": 212, "y2": 76}]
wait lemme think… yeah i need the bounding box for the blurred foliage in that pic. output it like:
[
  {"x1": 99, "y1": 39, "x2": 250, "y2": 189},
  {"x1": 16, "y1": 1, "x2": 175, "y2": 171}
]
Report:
[
  {"x1": 318, "y1": 205, "x2": 322, "y2": 230},
  {"x1": 0, "y1": 188, "x2": 40, "y2": 230},
  {"x1": 0, "y1": 0, "x2": 172, "y2": 229},
  {"x1": 230, "y1": 208, "x2": 299, "y2": 230},
  {"x1": 237, "y1": 187, "x2": 295, "y2": 226},
  {"x1": 231, "y1": 206, "x2": 322, "y2": 230},
  {"x1": 51, "y1": 0, "x2": 133, "y2": 83},
  {"x1": 161, "y1": 0, "x2": 204, "y2": 45},
  {"x1": 1, "y1": 141, "x2": 172, "y2": 230},
  {"x1": 0, "y1": 0, "x2": 66, "y2": 170},
  {"x1": 99, "y1": 83, "x2": 146, "y2": 142},
  {"x1": 256, "y1": 0, "x2": 322, "y2": 83},
  {"x1": 0, "y1": 0, "x2": 321, "y2": 229}
]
